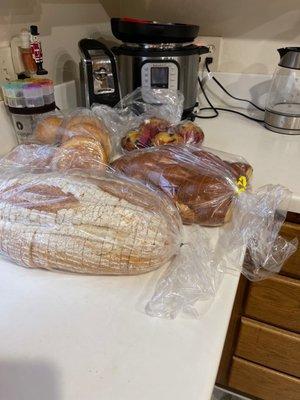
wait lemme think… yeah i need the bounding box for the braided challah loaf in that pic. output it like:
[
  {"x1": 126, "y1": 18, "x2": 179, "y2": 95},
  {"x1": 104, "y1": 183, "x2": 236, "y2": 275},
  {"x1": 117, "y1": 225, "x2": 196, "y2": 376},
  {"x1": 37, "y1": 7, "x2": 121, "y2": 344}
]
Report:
[{"x1": 112, "y1": 145, "x2": 253, "y2": 226}]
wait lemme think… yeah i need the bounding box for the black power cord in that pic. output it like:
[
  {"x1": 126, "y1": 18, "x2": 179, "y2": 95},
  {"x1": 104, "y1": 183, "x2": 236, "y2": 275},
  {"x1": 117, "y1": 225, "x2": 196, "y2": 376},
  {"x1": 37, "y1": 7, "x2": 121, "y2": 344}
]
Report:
[
  {"x1": 194, "y1": 58, "x2": 265, "y2": 123},
  {"x1": 206, "y1": 59, "x2": 265, "y2": 112}
]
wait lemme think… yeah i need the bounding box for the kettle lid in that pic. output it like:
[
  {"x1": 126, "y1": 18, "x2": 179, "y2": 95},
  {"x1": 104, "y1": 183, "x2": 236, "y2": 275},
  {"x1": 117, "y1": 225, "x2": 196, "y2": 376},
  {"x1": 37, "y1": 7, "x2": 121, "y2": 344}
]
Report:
[{"x1": 278, "y1": 47, "x2": 300, "y2": 70}]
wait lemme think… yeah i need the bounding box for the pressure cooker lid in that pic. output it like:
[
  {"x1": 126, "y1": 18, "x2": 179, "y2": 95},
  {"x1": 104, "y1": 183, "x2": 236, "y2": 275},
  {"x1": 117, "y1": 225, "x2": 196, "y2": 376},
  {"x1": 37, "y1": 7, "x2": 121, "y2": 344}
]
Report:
[{"x1": 111, "y1": 17, "x2": 199, "y2": 44}]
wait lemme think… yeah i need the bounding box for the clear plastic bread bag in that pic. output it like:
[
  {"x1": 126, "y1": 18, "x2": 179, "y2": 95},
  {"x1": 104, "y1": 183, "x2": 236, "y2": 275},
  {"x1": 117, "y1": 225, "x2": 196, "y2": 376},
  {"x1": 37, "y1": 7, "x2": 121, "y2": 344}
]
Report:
[
  {"x1": 111, "y1": 144, "x2": 297, "y2": 318},
  {"x1": 214, "y1": 185, "x2": 298, "y2": 281},
  {"x1": 0, "y1": 141, "x2": 297, "y2": 319},
  {"x1": 112, "y1": 144, "x2": 254, "y2": 226},
  {"x1": 91, "y1": 87, "x2": 205, "y2": 153},
  {"x1": 0, "y1": 153, "x2": 223, "y2": 323},
  {"x1": 1, "y1": 107, "x2": 114, "y2": 173},
  {"x1": 0, "y1": 164, "x2": 188, "y2": 275},
  {"x1": 32, "y1": 110, "x2": 65, "y2": 145},
  {"x1": 44, "y1": 107, "x2": 112, "y2": 170},
  {"x1": 0, "y1": 142, "x2": 223, "y2": 317},
  {"x1": 34, "y1": 107, "x2": 112, "y2": 153}
]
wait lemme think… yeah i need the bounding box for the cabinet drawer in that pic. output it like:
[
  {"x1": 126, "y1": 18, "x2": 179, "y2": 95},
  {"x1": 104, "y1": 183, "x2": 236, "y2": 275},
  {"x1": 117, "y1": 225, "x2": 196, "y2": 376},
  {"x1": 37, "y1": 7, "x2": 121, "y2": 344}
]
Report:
[
  {"x1": 236, "y1": 317, "x2": 300, "y2": 377},
  {"x1": 280, "y1": 222, "x2": 300, "y2": 279},
  {"x1": 229, "y1": 357, "x2": 300, "y2": 400},
  {"x1": 245, "y1": 275, "x2": 300, "y2": 333}
]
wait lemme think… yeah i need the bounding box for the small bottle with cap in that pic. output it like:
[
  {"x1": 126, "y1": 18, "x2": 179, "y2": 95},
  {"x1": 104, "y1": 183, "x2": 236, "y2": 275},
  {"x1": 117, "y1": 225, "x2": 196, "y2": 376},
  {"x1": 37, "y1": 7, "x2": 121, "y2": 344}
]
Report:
[{"x1": 20, "y1": 29, "x2": 37, "y2": 76}]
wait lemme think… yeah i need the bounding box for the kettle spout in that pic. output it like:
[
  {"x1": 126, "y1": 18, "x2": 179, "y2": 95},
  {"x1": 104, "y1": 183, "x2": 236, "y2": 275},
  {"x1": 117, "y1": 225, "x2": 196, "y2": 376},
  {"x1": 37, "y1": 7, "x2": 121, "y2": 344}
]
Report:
[{"x1": 278, "y1": 47, "x2": 289, "y2": 59}]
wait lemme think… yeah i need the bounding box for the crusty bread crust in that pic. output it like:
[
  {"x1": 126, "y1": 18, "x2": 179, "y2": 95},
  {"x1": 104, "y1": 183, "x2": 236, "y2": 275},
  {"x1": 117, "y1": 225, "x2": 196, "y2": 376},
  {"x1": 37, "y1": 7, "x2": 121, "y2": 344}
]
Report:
[
  {"x1": 0, "y1": 173, "x2": 179, "y2": 274},
  {"x1": 51, "y1": 136, "x2": 108, "y2": 171},
  {"x1": 112, "y1": 146, "x2": 250, "y2": 226},
  {"x1": 34, "y1": 115, "x2": 64, "y2": 144},
  {"x1": 62, "y1": 119, "x2": 112, "y2": 159}
]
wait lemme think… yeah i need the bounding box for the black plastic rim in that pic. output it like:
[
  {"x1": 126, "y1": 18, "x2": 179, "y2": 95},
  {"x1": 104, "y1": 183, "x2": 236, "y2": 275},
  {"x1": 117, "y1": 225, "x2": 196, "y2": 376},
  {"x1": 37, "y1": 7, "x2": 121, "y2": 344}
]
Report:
[
  {"x1": 111, "y1": 17, "x2": 199, "y2": 44},
  {"x1": 112, "y1": 44, "x2": 208, "y2": 57},
  {"x1": 8, "y1": 103, "x2": 56, "y2": 115}
]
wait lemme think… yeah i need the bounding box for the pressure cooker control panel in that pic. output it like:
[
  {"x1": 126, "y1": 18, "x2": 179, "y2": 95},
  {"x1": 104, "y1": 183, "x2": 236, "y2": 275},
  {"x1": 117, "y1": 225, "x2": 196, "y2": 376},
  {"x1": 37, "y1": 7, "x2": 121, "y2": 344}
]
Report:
[{"x1": 141, "y1": 61, "x2": 179, "y2": 90}]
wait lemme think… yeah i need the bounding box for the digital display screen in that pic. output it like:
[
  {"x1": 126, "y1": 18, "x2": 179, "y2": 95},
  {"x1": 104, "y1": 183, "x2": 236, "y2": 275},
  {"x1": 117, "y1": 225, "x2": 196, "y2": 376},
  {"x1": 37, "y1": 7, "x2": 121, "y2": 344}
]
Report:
[{"x1": 151, "y1": 67, "x2": 169, "y2": 88}]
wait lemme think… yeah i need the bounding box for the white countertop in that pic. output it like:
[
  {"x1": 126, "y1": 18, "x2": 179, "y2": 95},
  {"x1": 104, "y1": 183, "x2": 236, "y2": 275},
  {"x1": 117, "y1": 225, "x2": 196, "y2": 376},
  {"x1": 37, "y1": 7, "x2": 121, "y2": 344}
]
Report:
[
  {"x1": 198, "y1": 112, "x2": 300, "y2": 213},
  {"x1": 0, "y1": 111, "x2": 299, "y2": 400},
  {"x1": 0, "y1": 258, "x2": 239, "y2": 400}
]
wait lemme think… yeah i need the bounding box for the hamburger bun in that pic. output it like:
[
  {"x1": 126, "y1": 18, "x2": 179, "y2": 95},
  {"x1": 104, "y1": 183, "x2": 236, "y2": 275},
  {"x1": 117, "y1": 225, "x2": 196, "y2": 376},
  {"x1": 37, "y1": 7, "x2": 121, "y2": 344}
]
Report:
[
  {"x1": 34, "y1": 115, "x2": 63, "y2": 144},
  {"x1": 51, "y1": 136, "x2": 107, "y2": 172},
  {"x1": 62, "y1": 121, "x2": 111, "y2": 160}
]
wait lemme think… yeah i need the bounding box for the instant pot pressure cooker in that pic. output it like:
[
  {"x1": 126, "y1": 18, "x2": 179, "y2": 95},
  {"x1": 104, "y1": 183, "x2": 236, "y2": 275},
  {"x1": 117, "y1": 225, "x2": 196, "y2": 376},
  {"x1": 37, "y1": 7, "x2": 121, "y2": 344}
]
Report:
[{"x1": 79, "y1": 17, "x2": 208, "y2": 117}]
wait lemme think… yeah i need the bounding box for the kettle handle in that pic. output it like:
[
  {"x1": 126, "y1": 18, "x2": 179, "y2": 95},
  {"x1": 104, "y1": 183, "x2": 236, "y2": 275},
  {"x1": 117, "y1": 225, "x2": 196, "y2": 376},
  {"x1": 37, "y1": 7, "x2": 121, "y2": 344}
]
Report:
[
  {"x1": 277, "y1": 47, "x2": 289, "y2": 59},
  {"x1": 78, "y1": 38, "x2": 121, "y2": 107}
]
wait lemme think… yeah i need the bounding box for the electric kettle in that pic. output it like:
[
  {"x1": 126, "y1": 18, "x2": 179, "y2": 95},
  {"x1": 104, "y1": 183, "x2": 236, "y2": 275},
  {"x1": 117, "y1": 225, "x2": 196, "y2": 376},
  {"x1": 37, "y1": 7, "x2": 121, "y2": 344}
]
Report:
[{"x1": 265, "y1": 47, "x2": 300, "y2": 135}]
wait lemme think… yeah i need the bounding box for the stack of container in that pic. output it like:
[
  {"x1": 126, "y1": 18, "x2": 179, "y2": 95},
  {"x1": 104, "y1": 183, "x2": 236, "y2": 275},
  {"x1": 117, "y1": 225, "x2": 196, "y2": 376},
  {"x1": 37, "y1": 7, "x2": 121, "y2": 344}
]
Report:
[{"x1": 1, "y1": 78, "x2": 55, "y2": 143}]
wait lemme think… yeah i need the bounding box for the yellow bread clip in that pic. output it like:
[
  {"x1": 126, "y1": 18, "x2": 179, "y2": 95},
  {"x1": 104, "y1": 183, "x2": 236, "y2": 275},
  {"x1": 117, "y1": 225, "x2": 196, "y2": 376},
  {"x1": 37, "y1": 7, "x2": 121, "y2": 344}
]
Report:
[{"x1": 236, "y1": 175, "x2": 247, "y2": 194}]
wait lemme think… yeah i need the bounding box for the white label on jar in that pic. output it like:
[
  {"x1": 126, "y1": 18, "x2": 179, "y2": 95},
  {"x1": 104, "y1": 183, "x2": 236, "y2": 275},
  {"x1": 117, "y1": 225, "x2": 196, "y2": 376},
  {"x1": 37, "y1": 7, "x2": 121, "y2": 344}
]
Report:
[{"x1": 11, "y1": 114, "x2": 35, "y2": 144}]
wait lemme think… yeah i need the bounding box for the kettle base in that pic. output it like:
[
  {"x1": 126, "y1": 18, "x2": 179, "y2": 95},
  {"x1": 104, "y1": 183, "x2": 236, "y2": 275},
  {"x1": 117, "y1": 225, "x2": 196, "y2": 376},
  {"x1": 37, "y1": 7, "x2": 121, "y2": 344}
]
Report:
[{"x1": 264, "y1": 109, "x2": 300, "y2": 135}]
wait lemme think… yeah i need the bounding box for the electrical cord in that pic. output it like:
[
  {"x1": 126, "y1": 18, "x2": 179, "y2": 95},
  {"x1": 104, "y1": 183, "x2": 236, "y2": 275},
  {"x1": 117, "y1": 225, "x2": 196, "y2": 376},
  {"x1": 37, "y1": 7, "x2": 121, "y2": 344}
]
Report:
[
  {"x1": 198, "y1": 106, "x2": 266, "y2": 123},
  {"x1": 197, "y1": 76, "x2": 219, "y2": 118},
  {"x1": 194, "y1": 59, "x2": 265, "y2": 123},
  {"x1": 205, "y1": 59, "x2": 265, "y2": 112}
]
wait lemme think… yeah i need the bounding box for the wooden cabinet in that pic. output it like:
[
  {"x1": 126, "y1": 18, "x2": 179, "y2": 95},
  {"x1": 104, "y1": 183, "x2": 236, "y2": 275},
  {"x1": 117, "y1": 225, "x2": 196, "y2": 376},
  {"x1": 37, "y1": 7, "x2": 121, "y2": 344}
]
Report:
[
  {"x1": 280, "y1": 222, "x2": 300, "y2": 279},
  {"x1": 245, "y1": 275, "x2": 300, "y2": 333},
  {"x1": 217, "y1": 219, "x2": 300, "y2": 399},
  {"x1": 236, "y1": 318, "x2": 300, "y2": 377},
  {"x1": 229, "y1": 357, "x2": 300, "y2": 400}
]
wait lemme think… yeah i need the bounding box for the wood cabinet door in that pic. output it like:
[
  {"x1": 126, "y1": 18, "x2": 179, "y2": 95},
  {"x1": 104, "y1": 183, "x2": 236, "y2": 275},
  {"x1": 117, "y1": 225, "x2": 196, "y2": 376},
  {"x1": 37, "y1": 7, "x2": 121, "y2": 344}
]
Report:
[
  {"x1": 245, "y1": 275, "x2": 300, "y2": 333},
  {"x1": 236, "y1": 317, "x2": 300, "y2": 377},
  {"x1": 229, "y1": 357, "x2": 300, "y2": 400},
  {"x1": 280, "y1": 222, "x2": 300, "y2": 280}
]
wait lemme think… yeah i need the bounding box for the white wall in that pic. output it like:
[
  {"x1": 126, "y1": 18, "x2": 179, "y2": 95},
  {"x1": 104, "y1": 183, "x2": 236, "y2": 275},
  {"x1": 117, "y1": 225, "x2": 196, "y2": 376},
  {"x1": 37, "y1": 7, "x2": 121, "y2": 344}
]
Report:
[
  {"x1": 120, "y1": 0, "x2": 300, "y2": 74},
  {"x1": 1, "y1": 0, "x2": 299, "y2": 82},
  {"x1": 0, "y1": 0, "x2": 120, "y2": 90},
  {"x1": 218, "y1": 9, "x2": 300, "y2": 74}
]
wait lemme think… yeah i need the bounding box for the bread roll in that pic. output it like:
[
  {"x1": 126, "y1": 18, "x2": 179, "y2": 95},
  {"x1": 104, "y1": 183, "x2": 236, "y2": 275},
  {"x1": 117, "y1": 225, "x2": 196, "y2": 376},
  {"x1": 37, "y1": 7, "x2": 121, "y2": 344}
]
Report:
[
  {"x1": 51, "y1": 136, "x2": 107, "y2": 172},
  {"x1": 112, "y1": 146, "x2": 250, "y2": 226},
  {"x1": 34, "y1": 115, "x2": 63, "y2": 144},
  {"x1": 65, "y1": 115, "x2": 103, "y2": 131},
  {"x1": 62, "y1": 121, "x2": 111, "y2": 160},
  {"x1": 0, "y1": 172, "x2": 180, "y2": 274}
]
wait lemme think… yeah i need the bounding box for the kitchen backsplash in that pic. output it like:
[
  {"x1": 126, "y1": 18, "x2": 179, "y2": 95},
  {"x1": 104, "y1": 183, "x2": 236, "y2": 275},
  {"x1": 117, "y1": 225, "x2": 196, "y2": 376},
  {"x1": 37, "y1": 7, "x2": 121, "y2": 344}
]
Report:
[
  {"x1": 121, "y1": 0, "x2": 300, "y2": 74},
  {"x1": 198, "y1": 72, "x2": 271, "y2": 111}
]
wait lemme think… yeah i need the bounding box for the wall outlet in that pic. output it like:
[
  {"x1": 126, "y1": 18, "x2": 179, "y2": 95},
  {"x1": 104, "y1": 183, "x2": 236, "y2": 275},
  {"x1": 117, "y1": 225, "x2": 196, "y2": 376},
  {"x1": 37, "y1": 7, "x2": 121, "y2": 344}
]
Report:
[
  {"x1": 0, "y1": 46, "x2": 16, "y2": 100},
  {"x1": 198, "y1": 36, "x2": 223, "y2": 72}
]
